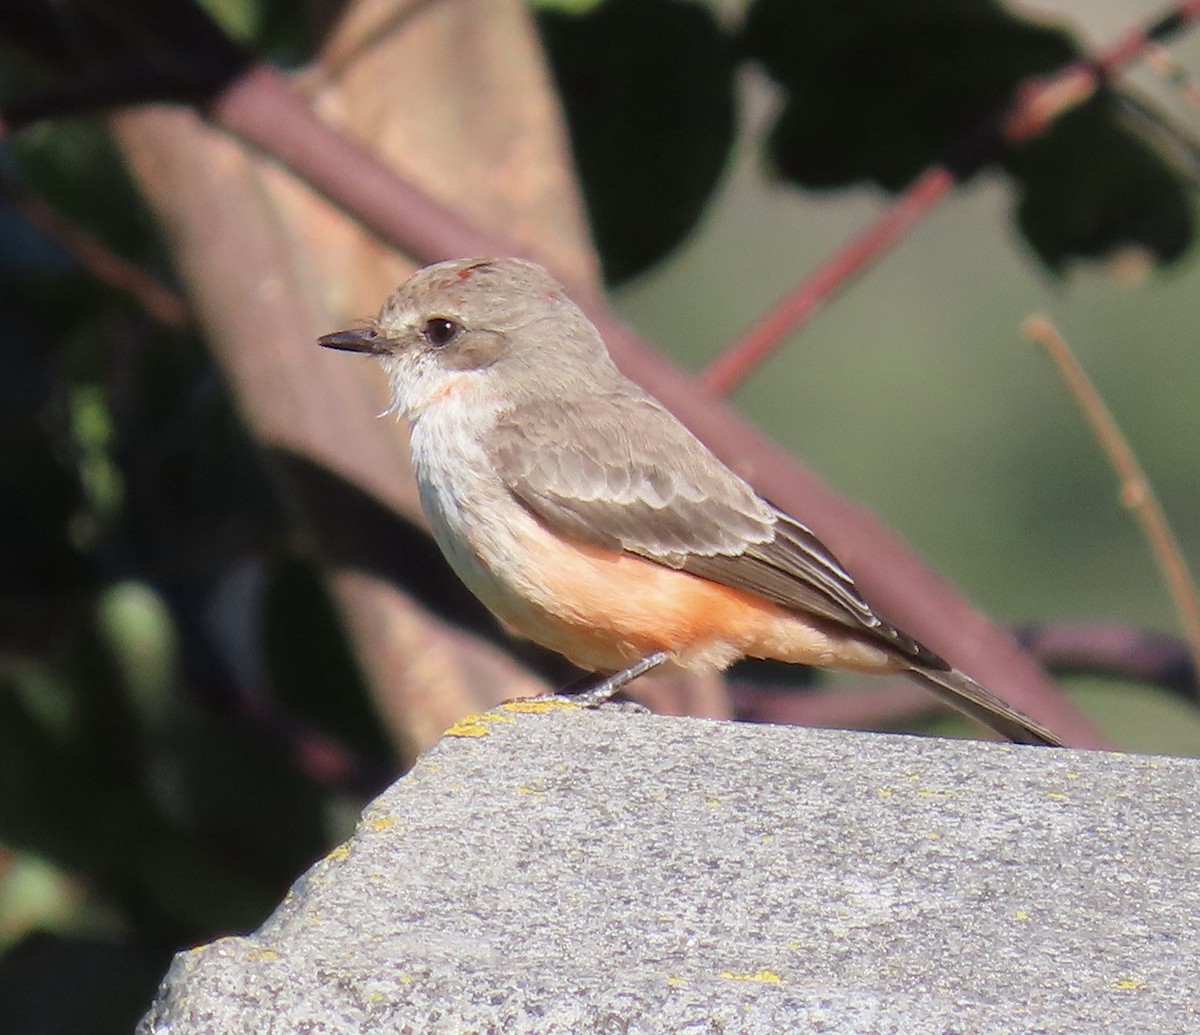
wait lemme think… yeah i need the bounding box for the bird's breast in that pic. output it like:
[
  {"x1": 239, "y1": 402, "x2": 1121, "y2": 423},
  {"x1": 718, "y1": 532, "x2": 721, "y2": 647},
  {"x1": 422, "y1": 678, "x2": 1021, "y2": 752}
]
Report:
[{"x1": 410, "y1": 405, "x2": 511, "y2": 607}]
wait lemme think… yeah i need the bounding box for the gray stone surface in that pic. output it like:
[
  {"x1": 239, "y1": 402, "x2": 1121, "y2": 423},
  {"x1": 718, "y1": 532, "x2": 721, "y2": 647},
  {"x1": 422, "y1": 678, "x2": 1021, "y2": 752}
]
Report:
[{"x1": 139, "y1": 701, "x2": 1200, "y2": 1034}]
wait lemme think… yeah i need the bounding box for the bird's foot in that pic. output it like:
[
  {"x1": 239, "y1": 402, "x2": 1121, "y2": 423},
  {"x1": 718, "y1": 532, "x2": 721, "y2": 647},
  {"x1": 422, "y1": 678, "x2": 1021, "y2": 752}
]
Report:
[{"x1": 557, "y1": 651, "x2": 671, "y2": 708}]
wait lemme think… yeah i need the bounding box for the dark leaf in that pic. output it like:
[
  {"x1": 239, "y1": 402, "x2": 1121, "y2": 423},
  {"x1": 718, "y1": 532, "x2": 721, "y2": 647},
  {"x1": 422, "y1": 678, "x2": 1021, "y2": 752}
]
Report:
[
  {"x1": 742, "y1": 0, "x2": 1076, "y2": 190},
  {"x1": 538, "y1": 0, "x2": 737, "y2": 283},
  {"x1": 1003, "y1": 94, "x2": 1196, "y2": 270},
  {"x1": 741, "y1": 0, "x2": 1196, "y2": 269},
  {"x1": 0, "y1": 933, "x2": 163, "y2": 1035},
  {"x1": 263, "y1": 551, "x2": 395, "y2": 764}
]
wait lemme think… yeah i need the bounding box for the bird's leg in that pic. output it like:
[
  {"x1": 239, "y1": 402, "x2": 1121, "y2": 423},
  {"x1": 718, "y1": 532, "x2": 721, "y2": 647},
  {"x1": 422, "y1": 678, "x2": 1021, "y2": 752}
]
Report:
[{"x1": 560, "y1": 651, "x2": 671, "y2": 707}]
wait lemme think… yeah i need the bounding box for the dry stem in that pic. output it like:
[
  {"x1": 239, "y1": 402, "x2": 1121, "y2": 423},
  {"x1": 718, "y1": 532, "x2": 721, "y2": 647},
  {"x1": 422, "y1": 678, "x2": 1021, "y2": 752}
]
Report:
[{"x1": 1022, "y1": 315, "x2": 1200, "y2": 683}]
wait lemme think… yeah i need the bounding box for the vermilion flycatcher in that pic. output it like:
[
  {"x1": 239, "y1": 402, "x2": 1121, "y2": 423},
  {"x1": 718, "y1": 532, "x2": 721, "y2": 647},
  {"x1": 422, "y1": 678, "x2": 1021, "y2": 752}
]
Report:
[{"x1": 319, "y1": 257, "x2": 1060, "y2": 747}]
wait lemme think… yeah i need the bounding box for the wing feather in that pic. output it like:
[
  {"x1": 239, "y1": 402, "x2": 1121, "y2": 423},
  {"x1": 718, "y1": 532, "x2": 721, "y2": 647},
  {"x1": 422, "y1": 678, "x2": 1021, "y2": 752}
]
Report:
[{"x1": 490, "y1": 395, "x2": 940, "y2": 664}]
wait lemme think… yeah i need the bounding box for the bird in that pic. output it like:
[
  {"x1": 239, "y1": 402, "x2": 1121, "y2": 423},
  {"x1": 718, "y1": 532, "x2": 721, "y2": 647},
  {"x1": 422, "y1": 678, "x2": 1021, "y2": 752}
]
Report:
[{"x1": 318, "y1": 257, "x2": 1060, "y2": 747}]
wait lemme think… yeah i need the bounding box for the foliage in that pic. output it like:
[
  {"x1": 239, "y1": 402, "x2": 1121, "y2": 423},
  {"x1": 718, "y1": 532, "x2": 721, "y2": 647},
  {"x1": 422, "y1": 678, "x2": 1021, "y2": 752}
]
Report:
[
  {"x1": 0, "y1": 118, "x2": 392, "y2": 1030},
  {"x1": 0, "y1": 1, "x2": 1198, "y2": 1032},
  {"x1": 539, "y1": 0, "x2": 1195, "y2": 282},
  {"x1": 537, "y1": 0, "x2": 737, "y2": 283}
]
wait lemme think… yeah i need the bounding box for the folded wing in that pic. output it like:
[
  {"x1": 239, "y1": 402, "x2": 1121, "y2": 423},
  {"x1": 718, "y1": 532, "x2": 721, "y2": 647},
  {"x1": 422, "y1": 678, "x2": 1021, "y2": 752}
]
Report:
[{"x1": 490, "y1": 393, "x2": 942, "y2": 667}]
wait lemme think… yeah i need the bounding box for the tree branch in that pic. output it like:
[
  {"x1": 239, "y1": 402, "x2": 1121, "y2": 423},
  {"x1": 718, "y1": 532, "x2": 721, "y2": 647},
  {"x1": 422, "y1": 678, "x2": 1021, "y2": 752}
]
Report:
[
  {"x1": 0, "y1": 171, "x2": 191, "y2": 327},
  {"x1": 192, "y1": 59, "x2": 1111, "y2": 747},
  {"x1": 699, "y1": 0, "x2": 1200, "y2": 394},
  {"x1": 5, "y1": 1, "x2": 1135, "y2": 746},
  {"x1": 1014, "y1": 621, "x2": 1197, "y2": 703},
  {"x1": 1023, "y1": 316, "x2": 1200, "y2": 680}
]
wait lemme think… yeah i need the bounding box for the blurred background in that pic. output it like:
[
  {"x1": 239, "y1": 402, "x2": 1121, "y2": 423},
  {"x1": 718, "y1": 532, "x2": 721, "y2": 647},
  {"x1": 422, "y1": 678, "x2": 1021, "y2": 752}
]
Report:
[
  {"x1": 1, "y1": 0, "x2": 1199, "y2": 1030},
  {"x1": 618, "y1": 0, "x2": 1200, "y2": 752}
]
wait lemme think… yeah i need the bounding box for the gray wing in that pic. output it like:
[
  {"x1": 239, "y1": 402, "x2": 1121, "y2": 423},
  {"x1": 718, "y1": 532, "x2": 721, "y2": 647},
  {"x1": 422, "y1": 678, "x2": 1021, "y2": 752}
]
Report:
[{"x1": 490, "y1": 394, "x2": 940, "y2": 665}]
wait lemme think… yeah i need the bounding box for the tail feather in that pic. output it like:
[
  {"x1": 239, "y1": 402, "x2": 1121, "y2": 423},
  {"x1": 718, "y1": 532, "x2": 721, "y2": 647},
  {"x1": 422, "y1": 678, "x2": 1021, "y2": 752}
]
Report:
[{"x1": 906, "y1": 665, "x2": 1062, "y2": 747}]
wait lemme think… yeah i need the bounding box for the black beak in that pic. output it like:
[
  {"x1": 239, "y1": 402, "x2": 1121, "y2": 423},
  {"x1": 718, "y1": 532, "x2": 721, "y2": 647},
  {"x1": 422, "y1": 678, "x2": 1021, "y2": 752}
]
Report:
[{"x1": 318, "y1": 327, "x2": 389, "y2": 355}]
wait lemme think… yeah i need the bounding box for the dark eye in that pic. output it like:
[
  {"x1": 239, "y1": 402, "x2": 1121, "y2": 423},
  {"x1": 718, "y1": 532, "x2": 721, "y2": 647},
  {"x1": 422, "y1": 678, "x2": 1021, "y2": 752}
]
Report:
[{"x1": 423, "y1": 317, "x2": 460, "y2": 347}]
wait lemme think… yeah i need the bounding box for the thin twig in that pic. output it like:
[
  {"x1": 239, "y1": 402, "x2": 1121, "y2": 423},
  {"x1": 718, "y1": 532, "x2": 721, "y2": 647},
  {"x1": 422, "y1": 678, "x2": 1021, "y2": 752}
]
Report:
[
  {"x1": 0, "y1": 7, "x2": 1108, "y2": 744},
  {"x1": 1144, "y1": 42, "x2": 1200, "y2": 116},
  {"x1": 1022, "y1": 315, "x2": 1200, "y2": 682},
  {"x1": 1, "y1": 175, "x2": 191, "y2": 328},
  {"x1": 1014, "y1": 620, "x2": 1197, "y2": 702},
  {"x1": 195, "y1": 63, "x2": 1109, "y2": 748},
  {"x1": 701, "y1": 0, "x2": 1200, "y2": 395},
  {"x1": 700, "y1": 168, "x2": 955, "y2": 396}
]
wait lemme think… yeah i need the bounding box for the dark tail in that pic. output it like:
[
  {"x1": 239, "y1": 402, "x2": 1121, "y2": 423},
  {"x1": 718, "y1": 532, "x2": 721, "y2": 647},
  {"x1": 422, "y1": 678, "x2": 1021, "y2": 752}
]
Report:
[{"x1": 906, "y1": 664, "x2": 1063, "y2": 747}]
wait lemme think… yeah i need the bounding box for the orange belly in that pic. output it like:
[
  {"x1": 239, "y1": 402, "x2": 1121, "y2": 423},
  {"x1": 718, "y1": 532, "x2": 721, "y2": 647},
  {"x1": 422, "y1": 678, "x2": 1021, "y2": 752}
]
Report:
[{"x1": 486, "y1": 518, "x2": 900, "y2": 676}]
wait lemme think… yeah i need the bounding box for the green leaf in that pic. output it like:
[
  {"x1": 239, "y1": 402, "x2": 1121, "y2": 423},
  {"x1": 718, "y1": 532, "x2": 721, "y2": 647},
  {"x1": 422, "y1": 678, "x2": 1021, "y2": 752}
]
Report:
[
  {"x1": 1003, "y1": 94, "x2": 1196, "y2": 270},
  {"x1": 741, "y1": 0, "x2": 1196, "y2": 269},
  {"x1": 743, "y1": 0, "x2": 1076, "y2": 191},
  {"x1": 537, "y1": 0, "x2": 737, "y2": 283},
  {"x1": 96, "y1": 581, "x2": 178, "y2": 730}
]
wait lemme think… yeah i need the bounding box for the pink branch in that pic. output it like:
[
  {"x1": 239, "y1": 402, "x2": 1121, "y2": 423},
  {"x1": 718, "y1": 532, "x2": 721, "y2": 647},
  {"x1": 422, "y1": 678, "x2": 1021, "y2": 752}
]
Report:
[
  {"x1": 195, "y1": 61, "x2": 1114, "y2": 748},
  {"x1": 730, "y1": 680, "x2": 952, "y2": 733},
  {"x1": 701, "y1": 0, "x2": 1200, "y2": 395},
  {"x1": 13, "y1": 6, "x2": 1181, "y2": 746},
  {"x1": 701, "y1": 169, "x2": 954, "y2": 394},
  {"x1": 205, "y1": 64, "x2": 513, "y2": 266},
  {"x1": 2, "y1": 173, "x2": 191, "y2": 327},
  {"x1": 1015, "y1": 621, "x2": 1197, "y2": 699}
]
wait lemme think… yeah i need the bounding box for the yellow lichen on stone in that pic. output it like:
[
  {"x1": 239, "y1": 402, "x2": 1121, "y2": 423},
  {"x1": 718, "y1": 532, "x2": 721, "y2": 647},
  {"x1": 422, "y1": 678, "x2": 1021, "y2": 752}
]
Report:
[
  {"x1": 445, "y1": 709, "x2": 521, "y2": 738},
  {"x1": 500, "y1": 697, "x2": 579, "y2": 714},
  {"x1": 444, "y1": 716, "x2": 491, "y2": 737},
  {"x1": 326, "y1": 844, "x2": 352, "y2": 861},
  {"x1": 246, "y1": 948, "x2": 281, "y2": 962},
  {"x1": 444, "y1": 720, "x2": 489, "y2": 739},
  {"x1": 719, "y1": 970, "x2": 784, "y2": 984},
  {"x1": 1113, "y1": 977, "x2": 1146, "y2": 990}
]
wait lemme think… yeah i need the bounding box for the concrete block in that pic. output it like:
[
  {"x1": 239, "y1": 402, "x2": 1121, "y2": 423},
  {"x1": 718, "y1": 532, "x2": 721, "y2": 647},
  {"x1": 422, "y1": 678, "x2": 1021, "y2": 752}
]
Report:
[{"x1": 138, "y1": 701, "x2": 1199, "y2": 1033}]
